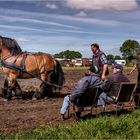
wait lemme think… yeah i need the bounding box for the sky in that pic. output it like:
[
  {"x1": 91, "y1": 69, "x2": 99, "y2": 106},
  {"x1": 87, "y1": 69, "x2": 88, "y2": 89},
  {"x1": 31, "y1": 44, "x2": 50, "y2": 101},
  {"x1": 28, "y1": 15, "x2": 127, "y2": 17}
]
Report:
[{"x1": 0, "y1": 0, "x2": 140, "y2": 57}]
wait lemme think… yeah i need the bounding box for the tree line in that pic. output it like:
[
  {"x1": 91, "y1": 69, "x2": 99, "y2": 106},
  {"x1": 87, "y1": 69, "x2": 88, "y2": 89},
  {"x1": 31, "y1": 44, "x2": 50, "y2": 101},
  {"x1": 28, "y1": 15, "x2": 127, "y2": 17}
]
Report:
[{"x1": 54, "y1": 39, "x2": 140, "y2": 61}]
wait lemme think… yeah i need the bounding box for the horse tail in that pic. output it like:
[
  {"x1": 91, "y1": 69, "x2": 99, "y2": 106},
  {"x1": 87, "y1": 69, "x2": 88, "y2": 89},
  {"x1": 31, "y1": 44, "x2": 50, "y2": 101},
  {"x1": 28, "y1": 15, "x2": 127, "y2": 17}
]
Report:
[{"x1": 51, "y1": 59, "x2": 65, "y2": 89}]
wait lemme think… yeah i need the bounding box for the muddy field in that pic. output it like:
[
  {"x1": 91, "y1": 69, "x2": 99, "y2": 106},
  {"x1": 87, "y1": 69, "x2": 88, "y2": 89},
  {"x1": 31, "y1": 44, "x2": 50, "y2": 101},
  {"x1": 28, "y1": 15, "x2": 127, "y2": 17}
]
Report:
[{"x1": 0, "y1": 68, "x2": 137, "y2": 133}]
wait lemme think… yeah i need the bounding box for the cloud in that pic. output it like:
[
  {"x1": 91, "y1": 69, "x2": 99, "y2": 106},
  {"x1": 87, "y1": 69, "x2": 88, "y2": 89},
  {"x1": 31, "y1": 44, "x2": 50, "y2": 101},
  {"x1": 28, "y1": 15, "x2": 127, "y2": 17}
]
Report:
[
  {"x1": 0, "y1": 15, "x2": 80, "y2": 29},
  {"x1": 55, "y1": 14, "x2": 121, "y2": 26},
  {"x1": 46, "y1": 3, "x2": 58, "y2": 9},
  {"x1": 0, "y1": 9, "x2": 120, "y2": 27},
  {"x1": 17, "y1": 38, "x2": 29, "y2": 43},
  {"x1": 66, "y1": 0, "x2": 138, "y2": 11},
  {"x1": 0, "y1": 24, "x2": 58, "y2": 33},
  {"x1": 75, "y1": 11, "x2": 87, "y2": 17}
]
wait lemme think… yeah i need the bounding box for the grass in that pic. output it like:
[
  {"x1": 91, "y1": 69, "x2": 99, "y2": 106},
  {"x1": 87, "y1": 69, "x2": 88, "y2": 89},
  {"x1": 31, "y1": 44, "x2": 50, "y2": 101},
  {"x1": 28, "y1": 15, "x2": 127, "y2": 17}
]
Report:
[
  {"x1": 62, "y1": 66, "x2": 89, "y2": 70},
  {"x1": 62, "y1": 65, "x2": 133, "y2": 70},
  {"x1": 1, "y1": 109, "x2": 140, "y2": 139}
]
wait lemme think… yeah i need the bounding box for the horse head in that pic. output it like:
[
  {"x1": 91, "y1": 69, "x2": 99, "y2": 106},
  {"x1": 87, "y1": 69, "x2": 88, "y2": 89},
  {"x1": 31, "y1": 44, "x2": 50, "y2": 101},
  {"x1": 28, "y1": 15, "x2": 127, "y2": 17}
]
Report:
[{"x1": 0, "y1": 36, "x2": 22, "y2": 57}]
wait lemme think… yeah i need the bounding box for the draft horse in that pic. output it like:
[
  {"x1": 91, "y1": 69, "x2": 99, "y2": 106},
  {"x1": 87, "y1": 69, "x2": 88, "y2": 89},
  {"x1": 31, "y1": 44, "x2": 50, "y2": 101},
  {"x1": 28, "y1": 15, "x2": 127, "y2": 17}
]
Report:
[{"x1": 0, "y1": 36, "x2": 65, "y2": 101}]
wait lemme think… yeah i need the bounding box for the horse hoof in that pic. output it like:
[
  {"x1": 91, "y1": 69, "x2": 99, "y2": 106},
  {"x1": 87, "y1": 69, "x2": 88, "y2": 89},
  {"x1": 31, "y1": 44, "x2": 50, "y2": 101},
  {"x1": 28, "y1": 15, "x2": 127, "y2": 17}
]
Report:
[
  {"x1": 32, "y1": 97, "x2": 37, "y2": 101},
  {"x1": 3, "y1": 99, "x2": 8, "y2": 102},
  {"x1": 44, "y1": 97, "x2": 49, "y2": 100}
]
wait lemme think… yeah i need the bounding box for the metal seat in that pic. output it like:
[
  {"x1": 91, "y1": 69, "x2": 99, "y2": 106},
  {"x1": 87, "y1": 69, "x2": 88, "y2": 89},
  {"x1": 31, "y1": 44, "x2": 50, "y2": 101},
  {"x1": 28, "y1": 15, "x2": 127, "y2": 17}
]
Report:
[
  {"x1": 68, "y1": 87, "x2": 99, "y2": 118},
  {"x1": 105, "y1": 82, "x2": 136, "y2": 114}
]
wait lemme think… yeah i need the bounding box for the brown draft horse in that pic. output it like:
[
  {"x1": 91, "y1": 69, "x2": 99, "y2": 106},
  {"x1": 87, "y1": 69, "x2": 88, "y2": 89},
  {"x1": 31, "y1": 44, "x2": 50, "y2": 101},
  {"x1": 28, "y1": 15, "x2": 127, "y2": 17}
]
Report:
[{"x1": 0, "y1": 36, "x2": 65, "y2": 101}]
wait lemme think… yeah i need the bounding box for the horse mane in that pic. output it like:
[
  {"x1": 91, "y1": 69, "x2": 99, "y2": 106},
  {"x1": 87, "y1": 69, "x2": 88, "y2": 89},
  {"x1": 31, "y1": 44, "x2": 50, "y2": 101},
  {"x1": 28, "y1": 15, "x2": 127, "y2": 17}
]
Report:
[{"x1": 0, "y1": 36, "x2": 22, "y2": 55}]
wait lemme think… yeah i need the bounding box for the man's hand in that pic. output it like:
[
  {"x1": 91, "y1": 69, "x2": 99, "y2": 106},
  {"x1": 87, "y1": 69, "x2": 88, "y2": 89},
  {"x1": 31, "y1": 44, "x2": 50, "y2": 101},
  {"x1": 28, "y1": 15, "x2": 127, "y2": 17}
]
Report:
[{"x1": 101, "y1": 74, "x2": 106, "y2": 81}]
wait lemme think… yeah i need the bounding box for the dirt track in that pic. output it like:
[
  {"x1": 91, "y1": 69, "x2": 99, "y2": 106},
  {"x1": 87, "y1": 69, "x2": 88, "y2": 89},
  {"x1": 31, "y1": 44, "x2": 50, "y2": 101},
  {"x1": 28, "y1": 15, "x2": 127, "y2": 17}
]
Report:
[{"x1": 0, "y1": 69, "x2": 137, "y2": 133}]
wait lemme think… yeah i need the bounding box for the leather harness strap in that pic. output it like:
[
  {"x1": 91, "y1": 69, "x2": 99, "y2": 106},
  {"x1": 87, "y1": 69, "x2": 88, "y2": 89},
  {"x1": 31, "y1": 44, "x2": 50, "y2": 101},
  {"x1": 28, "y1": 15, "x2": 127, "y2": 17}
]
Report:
[
  {"x1": 18, "y1": 53, "x2": 28, "y2": 78},
  {"x1": 1, "y1": 55, "x2": 64, "y2": 88},
  {"x1": 1, "y1": 52, "x2": 55, "y2": 78},
  {"x1": 1, "y1": 52, "x2": 29, "y2": 78}
]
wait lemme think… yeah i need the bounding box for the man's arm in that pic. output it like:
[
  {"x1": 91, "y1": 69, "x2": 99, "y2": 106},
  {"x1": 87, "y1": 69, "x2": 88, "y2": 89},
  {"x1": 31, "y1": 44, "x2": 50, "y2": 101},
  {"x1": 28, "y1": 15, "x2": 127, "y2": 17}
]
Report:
[
  {"x1": 102, "y1": 64, "x2": 108, "y2": 80},
  {"x1": 103, "y1": 78, "x2": 112, "y2": 93},
  {"x1": 129, "y1": 64, "x2": 137, "y2": 74},
  {"x1": 100, "y1": 53, "x2": 108, "y2": 80}
]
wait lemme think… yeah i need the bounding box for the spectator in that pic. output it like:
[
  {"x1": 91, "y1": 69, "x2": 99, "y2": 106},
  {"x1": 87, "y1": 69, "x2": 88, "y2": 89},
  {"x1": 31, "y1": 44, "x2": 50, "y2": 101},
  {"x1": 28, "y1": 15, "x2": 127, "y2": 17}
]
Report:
[
  {"x1": 98, "y1": 64, "x2": 130, "y2": 106},
  {"x1": 129, "y1": 53, "x2": 140, "y2": 105},
  {"x1": 91, "y1": 43, "x2": 109, "y2": 80},
  {"x1": 60, "y1": 66, "x2": 105, "y2": 119}
]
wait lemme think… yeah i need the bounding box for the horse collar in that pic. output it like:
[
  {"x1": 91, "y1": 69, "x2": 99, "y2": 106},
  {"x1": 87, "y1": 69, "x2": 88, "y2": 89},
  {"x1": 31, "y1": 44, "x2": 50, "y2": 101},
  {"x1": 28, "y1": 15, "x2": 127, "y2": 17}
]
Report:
[{"x1": 1, "y1": 53, "x2": 13, "y2": 61}]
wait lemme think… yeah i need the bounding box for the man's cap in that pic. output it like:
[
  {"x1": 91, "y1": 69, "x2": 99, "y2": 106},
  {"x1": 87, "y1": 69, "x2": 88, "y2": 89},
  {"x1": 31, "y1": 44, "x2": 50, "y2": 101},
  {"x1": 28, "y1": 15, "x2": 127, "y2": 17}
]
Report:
[
  {"x1": 112, "y1": 64, "x2": 123, "y2": 71},
  {"x1": 88, "y1": 66, "x2": 99, "y2": 73}
]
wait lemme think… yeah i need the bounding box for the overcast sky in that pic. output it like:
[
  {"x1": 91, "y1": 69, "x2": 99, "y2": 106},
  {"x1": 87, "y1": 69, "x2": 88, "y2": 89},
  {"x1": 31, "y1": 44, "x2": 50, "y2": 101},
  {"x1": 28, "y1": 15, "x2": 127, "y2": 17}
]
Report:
[{"x1": 0, "y1": 0, "x2": 140, "y2": 57}]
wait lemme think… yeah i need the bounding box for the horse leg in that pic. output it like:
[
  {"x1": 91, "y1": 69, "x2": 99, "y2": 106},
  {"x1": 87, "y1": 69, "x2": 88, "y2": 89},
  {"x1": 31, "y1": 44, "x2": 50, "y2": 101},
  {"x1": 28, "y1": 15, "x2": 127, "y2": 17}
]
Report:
[
  {"x1": 13, "y1": 80, "x2": 23, "y2": 99},
  {"x1": 2, "y1": 79, "x2": 8, "y2": 99},
  {"x1": 40, "y1": 73, "x2": 53, "y2": 98},
  {"x1": 32, "y1": 74, "x2": 47, "y2": 100},
  {"x1": 6, "y1": 75, "x2": 17, "y2": 101},
  {"x1": 40, "y1": 82, "x2": 47, "y2": 98},
  {"x1": 45, "y1": 84, "x2": 53, "y2": 98},
  {"x1": 44, "y1": 72, "x2": 53, "y2": 98}
]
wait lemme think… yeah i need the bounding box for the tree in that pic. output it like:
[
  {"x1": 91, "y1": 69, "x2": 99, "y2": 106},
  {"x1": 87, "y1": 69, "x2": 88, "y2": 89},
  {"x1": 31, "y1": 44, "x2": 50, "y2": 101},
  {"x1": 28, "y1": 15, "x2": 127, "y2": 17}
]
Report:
[
  {"x1": 107, "y1": 54, "x2": 114, "y2": 60},
  {"x1": 54, "y1": 50, "x2": 82, "y2": 59},
  {"x1": 114, "y1": 55, "x2": 122, "y2": 60},
  {"x1": 120, "y1": 39, "x2": 140, "y2": 61}
]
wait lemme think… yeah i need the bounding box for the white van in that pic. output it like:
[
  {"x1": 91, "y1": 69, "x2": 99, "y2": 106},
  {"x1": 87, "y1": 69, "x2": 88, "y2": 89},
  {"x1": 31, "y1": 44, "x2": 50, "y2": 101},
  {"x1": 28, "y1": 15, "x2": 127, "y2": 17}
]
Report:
[{"x1": 115, "y1": 60, "x2": 126, "y2": 66}]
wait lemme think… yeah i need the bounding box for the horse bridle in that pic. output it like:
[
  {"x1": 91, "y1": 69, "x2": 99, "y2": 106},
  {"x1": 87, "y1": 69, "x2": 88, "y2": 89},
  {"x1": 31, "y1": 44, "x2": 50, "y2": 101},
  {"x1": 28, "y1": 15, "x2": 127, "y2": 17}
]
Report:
[{"x1": 0, "y1": 40, "x2": 13, "y2": 61}]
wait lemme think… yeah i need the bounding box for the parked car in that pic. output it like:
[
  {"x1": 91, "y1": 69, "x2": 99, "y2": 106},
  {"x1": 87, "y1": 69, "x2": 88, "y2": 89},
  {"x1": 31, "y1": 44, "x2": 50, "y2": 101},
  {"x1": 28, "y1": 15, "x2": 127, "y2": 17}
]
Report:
[
  {"x1": 115, "y1": 60, "x2": 126, "y2": 66},
  {"x1": 82, "y1": 58, "x2": 92, "y2": 67}
]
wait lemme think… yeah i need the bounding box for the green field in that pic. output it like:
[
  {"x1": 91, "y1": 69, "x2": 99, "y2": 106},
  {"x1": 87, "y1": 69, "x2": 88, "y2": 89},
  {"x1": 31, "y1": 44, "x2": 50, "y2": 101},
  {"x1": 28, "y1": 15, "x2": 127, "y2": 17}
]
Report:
[
  {"x1": 62, "y1": 66, "x2": 133, "y2": 70},
  {"x1": 1, "y1": 109, "x2": 140, "y2": 139}
]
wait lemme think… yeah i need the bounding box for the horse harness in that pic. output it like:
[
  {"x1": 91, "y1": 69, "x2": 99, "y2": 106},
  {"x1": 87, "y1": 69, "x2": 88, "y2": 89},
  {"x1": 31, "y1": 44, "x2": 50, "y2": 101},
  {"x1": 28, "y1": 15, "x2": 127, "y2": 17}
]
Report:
[
  {"x1": 1, "y1": 52, "x2": 62, "y2": 88},
  {"x1": 1, "y1": 52, "x2": 28, "y2": 77}
]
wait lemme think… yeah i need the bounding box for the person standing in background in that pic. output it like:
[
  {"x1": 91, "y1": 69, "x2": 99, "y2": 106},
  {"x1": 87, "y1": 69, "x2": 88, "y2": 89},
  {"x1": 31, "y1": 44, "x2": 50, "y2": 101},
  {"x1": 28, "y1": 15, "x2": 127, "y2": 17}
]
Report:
[
  {"x1": 91, "y1": 43, "x2": 109, "y2": 80},
  {"x1": 129, "y1": 53, "x2": 140, "y2": 105}
]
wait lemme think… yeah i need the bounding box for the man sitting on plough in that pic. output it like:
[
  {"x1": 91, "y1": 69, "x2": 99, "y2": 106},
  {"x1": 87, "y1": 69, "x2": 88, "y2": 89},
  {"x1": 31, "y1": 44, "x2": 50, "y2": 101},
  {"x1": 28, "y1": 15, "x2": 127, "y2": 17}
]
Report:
[
  {"x1": 98, "y1": 64, "x2": 130, "y2": 106},
  {"x1": 60, "y1": 66, "x2": 105, "y2": 120}
]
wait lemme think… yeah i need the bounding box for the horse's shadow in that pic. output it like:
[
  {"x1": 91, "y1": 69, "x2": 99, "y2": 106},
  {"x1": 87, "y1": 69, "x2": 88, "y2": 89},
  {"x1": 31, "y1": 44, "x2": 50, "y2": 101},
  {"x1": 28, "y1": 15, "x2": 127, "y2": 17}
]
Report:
[
  {"x1": 21, "y1": 91, "x2": 36, "y2": 100},
  {"x1": 0, "y1": 88, "x2": 69, "y2": 100},
  {"x1": 52, "y1": 92, "x2": 70, "y2": 98}
]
